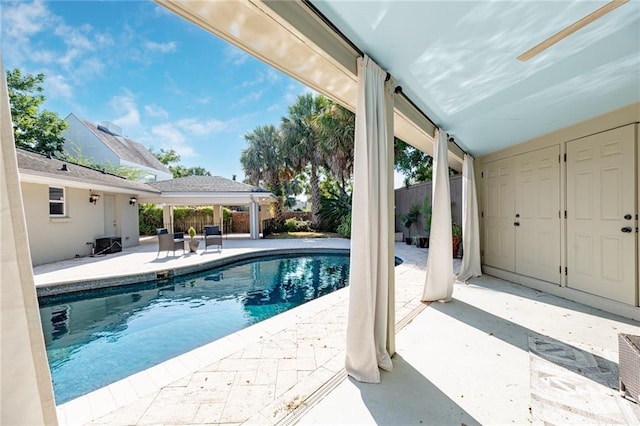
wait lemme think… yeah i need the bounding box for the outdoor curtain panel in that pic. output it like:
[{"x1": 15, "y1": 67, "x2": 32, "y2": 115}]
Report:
[
  {"x1": 457, "y1": 154, "x2": 483, "y2": 282},
  {"x1": 422, "y1": 130, "x2": 454, "y2": 302},
  {"x1": 345, "y1": 55, "x2": 395, "y2": 383},
  {"x1": 0, "y1": 55, "x2": 58, "y2": 425}
]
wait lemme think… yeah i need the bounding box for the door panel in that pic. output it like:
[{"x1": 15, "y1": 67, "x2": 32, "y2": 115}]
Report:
[
  {"x1": 515, "y1": 146, "x2": 561, "y2": 284},
  {"x1": 483, "y1": 158, "x2": 515, "y2": 271},
  {"x1": 567, "y1": 125, "x2": 636, "y2": 305},
  {"x1": 104, "y1": 194, "x2": 118, "y2": 236}
]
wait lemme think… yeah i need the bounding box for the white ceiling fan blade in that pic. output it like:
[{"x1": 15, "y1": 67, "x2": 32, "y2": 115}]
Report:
[{"x1": 517, "y1": 0, "x2": 629, "y2": 62}]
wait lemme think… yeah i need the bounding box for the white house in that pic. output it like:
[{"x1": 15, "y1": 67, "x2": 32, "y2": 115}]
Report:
[
  {"x1": 17, "y1": 148, "x2": 161, "y2": 265},
  {"x1": 62, "y1": 113, "x2": 173, "y2": 182}
]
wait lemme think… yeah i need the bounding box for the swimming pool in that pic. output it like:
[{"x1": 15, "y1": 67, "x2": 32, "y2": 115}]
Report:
[{"x1": 38, "y1": 253, "x2": 350, "y2": 404}]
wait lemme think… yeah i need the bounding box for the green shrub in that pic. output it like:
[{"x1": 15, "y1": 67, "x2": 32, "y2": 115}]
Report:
[
  {"x1": 139, "y1": 203, "x2": 163, "y2": 235},
  {"x1": 284, "y1": 218, "x2": 313, "y2": 232},
  {"x1": 336, "y1": 212, "x2": 352, "y2": 238}
]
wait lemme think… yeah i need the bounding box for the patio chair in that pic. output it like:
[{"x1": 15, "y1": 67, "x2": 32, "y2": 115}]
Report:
[
  {"x1": 204, "y1": 225, "x2": 223, "y2": 252},
  {"x1": 157, "y1": 228, "x2": 185, "y2": 256}
]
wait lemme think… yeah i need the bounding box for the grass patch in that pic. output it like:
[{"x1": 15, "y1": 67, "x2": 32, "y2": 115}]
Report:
[{"x1": 265, "y1": 231, "x2": 342, "y2": 239}]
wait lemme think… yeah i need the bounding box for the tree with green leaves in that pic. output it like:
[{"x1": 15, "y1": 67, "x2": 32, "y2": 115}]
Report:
[
  {"x1": 394, "y1": 138, "x2": 433, "y2": 186},
  {"x1": 63, "y1": 150, "x2": 146, "y2": 181},
  {"x1": 240, "y1": 124, "x2": 288, "y2": 228},
  {"x1": 150, "y1": 148, "x2": 211, "y2": 178},
  {"x1": 315, "y1": 101, "x2": 355, "y2": 193},
  {"x1": 151, "y1": 148, "x2": 181, "y2": 166},
  {"x1": 281, "y1": 93, "x2": 329, "y2": 228},
  {"x1": 6, "y1": 68, "x2": 68, "y2": 155}
]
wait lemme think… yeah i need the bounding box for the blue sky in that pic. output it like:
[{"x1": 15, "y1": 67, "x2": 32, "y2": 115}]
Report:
[{"x1": 1, "y1": 0, "x2": 313, "y2": 181}]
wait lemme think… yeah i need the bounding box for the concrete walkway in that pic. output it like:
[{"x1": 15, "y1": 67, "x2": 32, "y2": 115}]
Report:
[{"x1": 34, "y1": 237, "x2": 640, "y2": 425}]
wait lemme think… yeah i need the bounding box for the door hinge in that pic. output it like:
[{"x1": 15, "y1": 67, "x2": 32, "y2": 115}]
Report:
[
  {"x1": 564, "y1": 210, "x2": 567, "y2": 219},
  {"x1": 564, "y1": 153, "x2": 567, "y2": 162},
  {"x1": 559, "y1": 265, "x2": 562, "y2": 274},
  {"x1": 481, "y1": 171, "x2": 484, "y2": 178},
  {"x1": 565, "y1": 267, "x2": 568, "y2": 276},
  {"x1": 558, "y1": 155, "x2": 561, "y2": 163},
  {"x1": 481, "y1": 211, "x2": 484, "y2": 218}
]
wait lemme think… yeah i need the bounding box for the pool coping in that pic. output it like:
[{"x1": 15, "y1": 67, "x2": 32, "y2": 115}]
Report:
[
  {"x1": 55, "y1": 269, "x2": 353, "y2": 425},
  {"x1": 37, "y1": 247, "x2": 351, "y2": 297}
]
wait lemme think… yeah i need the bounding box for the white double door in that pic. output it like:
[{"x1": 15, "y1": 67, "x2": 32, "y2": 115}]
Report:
[
  {"x1": 483, "y1": 145, "x2": 561, "y2": 284},
  {"x1": 566, "y1": 125, "x2": 636, "y2": 305}
]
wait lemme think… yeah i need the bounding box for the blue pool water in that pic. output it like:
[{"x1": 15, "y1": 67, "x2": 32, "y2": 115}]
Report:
[{"x1": 38, "y1": 253, "x2": 350, "y2": 404}]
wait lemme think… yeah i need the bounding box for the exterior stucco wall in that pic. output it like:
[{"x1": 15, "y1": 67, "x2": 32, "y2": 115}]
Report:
[
  {"x1": 116, "y1": 193, "x2": 140, "y2": 248},
  {"x1": 22, "y1": 183, "x2": 140, "y2": 265},
  {"x1": 63, "y1": 114, "x2": 119, "y2": 166}
]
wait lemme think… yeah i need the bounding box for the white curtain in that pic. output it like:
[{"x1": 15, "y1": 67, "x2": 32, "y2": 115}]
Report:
[
  {"x1": 422, "y1": 130, "x2": 454, "y2": 302},
  {"x1": 457, "y1": 154, "x2": 482, "y2": 282},
  {"x1": 0, "y1": 55, "x2": 58, "y2": 424},
  {"x1": 345, "y1": 55, "x2": 395, "y2": 383}
]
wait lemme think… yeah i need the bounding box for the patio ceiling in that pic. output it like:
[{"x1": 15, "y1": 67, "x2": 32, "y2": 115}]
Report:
[
  {"x1": 309, "y1": 0, "x2": 640, "y2": 156},
  {"x1": 157, "y1": 0, "x2": 639, "y2": 160}
]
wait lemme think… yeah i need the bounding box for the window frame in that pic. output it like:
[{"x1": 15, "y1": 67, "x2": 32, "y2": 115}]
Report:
[{"x1": 49, "y1": 186, "x2": 66, "y2": 217}]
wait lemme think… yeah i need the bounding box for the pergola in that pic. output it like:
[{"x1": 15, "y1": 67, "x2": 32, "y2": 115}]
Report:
[{"x1": 144, "y1": 175, "x2": 276, "y2": 240}]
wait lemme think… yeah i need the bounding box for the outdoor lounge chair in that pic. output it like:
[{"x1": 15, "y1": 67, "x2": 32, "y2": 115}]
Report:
[
  {"x1": 204, "y1": 225, "x2": 223, "y2": 252},
  {"x1": 157, "y1": 228, "x2": 185, "y2": 256}
]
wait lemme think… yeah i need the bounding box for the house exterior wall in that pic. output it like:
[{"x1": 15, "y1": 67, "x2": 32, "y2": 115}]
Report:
[
  {"x1": 116, "y1": 194, "x2": 140, "y2": 249},
  {"x1": 63, "y1": 114, "x2": 119, "y2": 166},
  {"x1": 476, "y1": 103, "x2": 640, "y2": 320},
  {"x1": 21, "y1": 183, "x2": 140, "y2": 265}
]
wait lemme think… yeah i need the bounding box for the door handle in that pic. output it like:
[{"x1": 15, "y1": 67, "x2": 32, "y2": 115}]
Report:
[
  {"x1": 624, "y1": 214, "x2": 633, "y2": 220},
  {"x1": 621, "y1": 227, "x2": 633, "y2": 233},
  {"x1": 514, "y1": 222, "x2": 520, "y2": 227}
]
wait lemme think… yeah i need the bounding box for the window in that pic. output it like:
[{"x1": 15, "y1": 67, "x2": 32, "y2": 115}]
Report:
[{"x1": 49, "y1": 187, "x2": 65, "y2": 216}]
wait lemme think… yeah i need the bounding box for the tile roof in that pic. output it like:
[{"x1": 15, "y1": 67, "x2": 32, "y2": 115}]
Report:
[
  {"x1": 148, "y1": 175, "x2": 268, "y2": 193},
  {"x1": 74, "y1": 116, "x2": 170, "y2": 173},
  {"x1": 17, "y1": 149, "x2": 160, "y2": 193}
]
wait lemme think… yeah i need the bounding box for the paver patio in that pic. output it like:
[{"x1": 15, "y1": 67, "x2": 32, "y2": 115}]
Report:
[{"x1": 34, "y1": 237, "x2": 640, "y2": 425}]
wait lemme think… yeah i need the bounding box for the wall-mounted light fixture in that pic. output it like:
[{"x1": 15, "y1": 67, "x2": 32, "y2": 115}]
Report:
[
  {"x1": 129, "y1": 197, "x2": 137, "y2": 206},
  {"x1": 89, "y1": 194, "x2": 100, "y2": 204}
]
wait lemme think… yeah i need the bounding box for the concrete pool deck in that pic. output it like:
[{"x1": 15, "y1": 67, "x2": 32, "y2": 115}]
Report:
[{"x1": 33, "y1": 237, "x2": 640, "y2": 425}]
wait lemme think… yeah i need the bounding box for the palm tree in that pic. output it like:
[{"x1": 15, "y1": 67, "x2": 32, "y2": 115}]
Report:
[
  {"x1": 240, "y1": 125, "x2": 287, "y2": 228},
  {"x1": 281, "y1": 93, "x2": 328, "y2": 228},
  {"x1": 315, "y1": 101, "x2": 355, "y2": 193}
]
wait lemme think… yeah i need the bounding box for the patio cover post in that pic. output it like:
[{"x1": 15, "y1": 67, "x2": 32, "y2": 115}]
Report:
[
  {"x1": 422, "y1": 130, "x2": 454, "y2": 302},
  {"x1": 249, "y1": 198, "x2": 259, "y2": 240},
  {"x1": 457, "y1": 154, "x2": 482, "y2": 282},
  {"x1": 162, "y1": 205, "x2": 174, "y2": 233},
  {"x1": 0, "y1": 55, "x2": 58, "y2": 424},
  {"x1": 345, "y1": 55, "x2": 395, "y2": 383}
]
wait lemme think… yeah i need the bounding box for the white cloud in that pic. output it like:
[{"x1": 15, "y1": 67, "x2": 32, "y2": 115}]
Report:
[
  {"x1": 232, "y1": 90, "x2": 263, "y2": 108},
  {"x1": 144, "y1": 104, "x2": 169, "y2": 119},
  {"x1": 54, "y1": 23, "x2": 95, "y2": 51},
  {"x1": 224, "y1": 45, "x2": 250, "y2": 66},
  {"x1": 45, "y1": 74, "x2": 74, "y2": 100},
  {"x1": 144, "y1": 41, "x2": 177, "y2": 54},
  {"x1": 110, "y1": 90, "x2": 141, "y2": 130},
  {"x1": 240, "y1": 67, "x2": 282, "y2": 88},
  {"x1": 177, "y1": 118, "x2": 228, "y2": 135},
  {"x1": 2, "y1": 0, "x2": 52, "y2": 40},
  {"x1": 151, "y1": 123, "x2": 195, "y2": 157}
]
